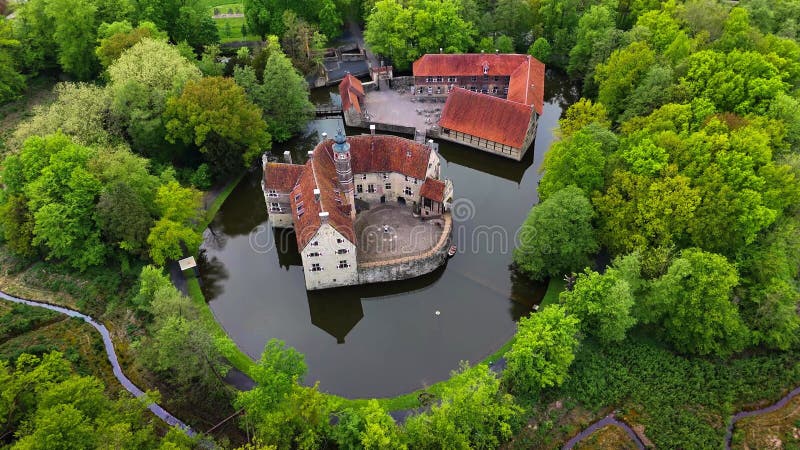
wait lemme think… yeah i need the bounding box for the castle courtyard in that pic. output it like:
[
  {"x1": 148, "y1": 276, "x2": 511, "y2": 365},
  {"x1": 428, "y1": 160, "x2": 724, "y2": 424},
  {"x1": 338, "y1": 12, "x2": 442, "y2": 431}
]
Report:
[{"x1": 354, "y1": 204, "x2": 446, "y2": 263}]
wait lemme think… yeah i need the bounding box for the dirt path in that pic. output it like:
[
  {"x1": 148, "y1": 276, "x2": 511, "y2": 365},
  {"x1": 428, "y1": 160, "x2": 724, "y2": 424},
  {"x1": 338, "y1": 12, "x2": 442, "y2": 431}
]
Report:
[{"x1": 725, "y1": 385, "x2": 800, "y2": 449}]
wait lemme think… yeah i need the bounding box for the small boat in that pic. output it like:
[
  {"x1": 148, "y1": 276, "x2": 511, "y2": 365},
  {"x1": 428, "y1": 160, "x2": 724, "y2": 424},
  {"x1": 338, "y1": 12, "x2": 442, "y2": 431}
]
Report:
[{"x1": 447, "y1": 245, "x2": 457, "y2": 257}]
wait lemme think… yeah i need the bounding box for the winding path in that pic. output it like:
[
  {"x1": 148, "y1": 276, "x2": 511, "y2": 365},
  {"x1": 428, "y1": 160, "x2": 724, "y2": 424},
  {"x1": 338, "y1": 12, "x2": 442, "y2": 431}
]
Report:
[
  {"x1": 561, "y1": 414, "x2": 646, "y2": 450},
  {"x1": 0, "y1": 290, "x2": 195, "y2": 436},
  {"x1": 725, "y1": 385, "x2": 800, "y2": 449}
]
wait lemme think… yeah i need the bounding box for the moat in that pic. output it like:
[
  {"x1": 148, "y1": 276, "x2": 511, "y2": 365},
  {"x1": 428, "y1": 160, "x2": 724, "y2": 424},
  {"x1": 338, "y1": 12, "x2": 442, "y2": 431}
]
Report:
[{"x1": 198, "y1": 72, "x2": 578, "y2": 398}]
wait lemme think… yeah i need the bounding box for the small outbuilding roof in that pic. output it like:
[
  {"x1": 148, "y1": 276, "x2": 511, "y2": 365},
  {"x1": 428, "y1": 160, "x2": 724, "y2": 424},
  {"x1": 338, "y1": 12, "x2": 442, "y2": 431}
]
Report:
[
  {"x1": 420, "y1": 178, "x2": 446, "y2": 203},
  {"x1": 439, "y1": 88, "x2": 534, "y2": 149}
]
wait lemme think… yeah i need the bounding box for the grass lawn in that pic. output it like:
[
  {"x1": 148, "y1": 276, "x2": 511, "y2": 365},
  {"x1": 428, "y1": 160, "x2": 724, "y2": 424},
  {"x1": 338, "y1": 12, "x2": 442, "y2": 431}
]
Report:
[
  {"x1": 732, "y1": 394, "x2": 800, "y2": 449},
  {"x1": 214, "y1": 16, "x2": 261, "y2": 43},
  {"x1": 199, "y1": 0, "x2": 234, "y2": 9},
  {"x1": 209, "y1": 2, "x2": 243, "y2": 15}
]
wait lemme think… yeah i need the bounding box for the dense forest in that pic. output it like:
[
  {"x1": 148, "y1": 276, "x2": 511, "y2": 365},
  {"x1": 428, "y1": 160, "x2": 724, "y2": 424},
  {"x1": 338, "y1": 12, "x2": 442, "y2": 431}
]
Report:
[{"x1": 1, "y1": 0, "x2": 800, "y2": 448}]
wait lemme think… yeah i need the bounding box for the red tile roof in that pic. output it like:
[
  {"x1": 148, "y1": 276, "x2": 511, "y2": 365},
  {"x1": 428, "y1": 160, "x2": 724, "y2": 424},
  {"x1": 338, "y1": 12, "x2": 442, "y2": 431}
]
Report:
[
  {"x1": 339, "y1": 74, "x2": 364, "y2": 113},
  {"x1": 420, "y1": 178, "x2": 446, "y2": 203},
  {"x1": 348, "y1": 135, "x2": 431, "y2": 180},
  {"x1": 439, "y1": 88, "x2": 534, "y2": 148},
  {"x1": 507, "y1": 56, "x2": 545, "y2": 116},
  {"x1": 264, "y1": 163, "x2": 304, "y2": 192},
  {"x1": 289, "y1": 135, "x2": 434, "y2": 250},
  {"x1": 413, "y1": 54, "x2": 529, "y2": 77}
]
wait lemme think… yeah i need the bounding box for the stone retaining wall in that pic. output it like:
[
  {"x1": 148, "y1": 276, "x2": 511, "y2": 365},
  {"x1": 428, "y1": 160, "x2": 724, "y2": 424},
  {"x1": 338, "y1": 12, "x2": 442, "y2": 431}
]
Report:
[{"x1": 358, "y1": 214, "x2": 451, "y2": 284}]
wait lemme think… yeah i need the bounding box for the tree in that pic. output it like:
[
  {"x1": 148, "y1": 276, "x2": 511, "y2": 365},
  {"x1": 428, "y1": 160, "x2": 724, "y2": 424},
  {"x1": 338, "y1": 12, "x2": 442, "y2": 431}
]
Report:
[
  {"x1": 527, "y1": 37, "x2": 551, "y2": 65},
  {"x1": 44, "y1": 0, "x2": 99, "y2": 80},
  {"x1": 560, "y1": 268, "x2": 637, "y2": 343},
  {"x1": 107, "y1": 38, "x2": 201, "y2": 156},
  {"x1": 235, "y1": 50, "x2": 314, "y2": 142},
  {"x1": 334, "y1": 400, "x2": 405, "y2": 450},
  {"x1": 364, "y1": 0, "x2": 475, "y2": 70},
  {"x1": 137, "y1": 0, "x2": 218, "y2": 49},
  {"x1": 236, "y1": 340, "x2": 331, "y2": 450},
  {"x1": 164, "y1": 76, "x2": 270, "y2": 177},
  {"x1": 11, "y1": 83, "x2": 120, "y2": 149},
  {"x1": 405, "y1": 364, "x2": 521, "y2": 449},
  {"x1": 0, "y1": 18, "x2": 25, "y2": 104},
  {"x1": 95, "y1": 21, "x2": 166, "y2": 69},
  {"x1": 557, "y1": 98, "x2": 610, "y2": 138},
  {"x1": 503, "y1": 305, "x2": 580, "y2": 396},
  {"x1": 539, "y1": 123, "x2": 616, "y2": 200},
  {"x1": 281, "y1": 11, "x2": 327, "y2": 75},
  {"x1": 595, "y1": 41, "x2": 656, "y2": 120},
  {"x1": 645, "y1": 249, "x2": 750, "y2": 356},
  {"x1": 319, "y1": 0, "x2": 343, "y2": 39},
  {"x1": 95, "y1": 182, "x2": 154, "y2": 256},
  {"x1": 514, "y1": 186, "x2": 598, "y2": 281},
  {"x1": 146, "y1": 181, "x2": 203, "y2": 266},
  {"x1": 243, "y1": 0, "x2": 272, "y2": 38},
  {"x1": 567, "y1": 5, "x2": 616, "y2": 79}
]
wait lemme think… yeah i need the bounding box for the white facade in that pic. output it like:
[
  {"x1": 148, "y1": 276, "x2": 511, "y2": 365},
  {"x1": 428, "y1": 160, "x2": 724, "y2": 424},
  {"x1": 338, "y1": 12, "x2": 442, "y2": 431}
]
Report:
[{"x1": 300, "y1": 222, "x2": 358, "y2": 290}]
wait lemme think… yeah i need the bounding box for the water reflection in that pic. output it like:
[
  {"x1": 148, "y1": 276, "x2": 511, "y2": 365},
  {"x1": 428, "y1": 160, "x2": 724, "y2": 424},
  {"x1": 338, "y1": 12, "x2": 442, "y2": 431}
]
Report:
[{"x1": 200, "y1": 72, "x2": 578, "y2": 397}]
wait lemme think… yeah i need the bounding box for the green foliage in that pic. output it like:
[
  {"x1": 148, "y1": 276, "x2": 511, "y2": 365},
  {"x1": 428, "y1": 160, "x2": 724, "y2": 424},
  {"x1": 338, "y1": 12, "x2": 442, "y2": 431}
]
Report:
[
  {"x1": 364, "y1": 0, "x2": 475, "y2": 70},
  {"x1": 538, "y1": 123, "x2": 616, "y2": 200},
  {"x1": 10, "y1": 82, "x2": 120, "y2": 150},
  {"x1": 557, "y1": 98, "x2": 610, "y2": 138},
  {"x1": 560, "y1": 336, "x2": 800, "y2": 448},
  {"x1": 0, "y1": 352, "x2": 158, "y2": 449},
  {"x1": 503, "y1": 305, "x2": 580, "y2": 396},
  {"x1": 107, "y1": 38, "x2": 201, "y2": 156},
  {"x1": 235, "y1": 48, "x2": 313, "y2": 142},
  {"x1": 560, "y1": 268, "x2": 637, "y2": 343},
  {"x1": 146, "y1": 181, "x2": 203, "y2": 266},
  {"x1": 334, "y1": 400, "x2": 406, "y2": 450},
  {"x1": 513, "y1": 186, "x2": 598, "y2": 281},
  {"x1": 645, "y1": 248, "x2": 750, "y2": 356},
  {"x1": 43, "y1": 0, "x2": 99, "y2": 80},
  {"x1": 164, "y1": 76, "x2": 269, "y2": 177},
  {"x1": 136, "y1": 0, "x2": 218, "y2": 49},
  {"x1": 595, "y1": 41, "x2": 656, "y2": 120},
  {"x1": 568, "y1": 5, "x2": 616, "y2": 79},
  {"x1": 95, "y1": 21, "x2": 167, "y2": 69},
  {"x1": 406, "y1": 363, "x2": 522, "y2": 449},
  {"x1": 527, "y1": 37, "x2": 552, "y2": 65},
  {"x1": 236, "y1": 340, "x2": 331, "y2": 450},
  {"x1": 0, "y1": 18, "x2": 26, "y2": 104}
]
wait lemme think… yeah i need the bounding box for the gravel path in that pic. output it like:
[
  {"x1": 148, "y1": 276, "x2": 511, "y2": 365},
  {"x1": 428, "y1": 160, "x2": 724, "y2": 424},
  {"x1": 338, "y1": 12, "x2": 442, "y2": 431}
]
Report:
[{"x1": 0, "y1": 290, "x2": 196, "y2": 436}]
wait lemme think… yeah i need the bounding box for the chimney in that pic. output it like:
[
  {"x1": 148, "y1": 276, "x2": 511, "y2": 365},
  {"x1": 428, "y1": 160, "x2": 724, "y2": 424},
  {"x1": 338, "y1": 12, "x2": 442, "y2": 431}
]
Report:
[
  {"x1": 307, "y1": 150, "x2": 314, "y2": 160},
  {"x1": 318, "y1": 211, "x2": 329, "y2": 224},
  {"x1": 283, "y1": 151, "x2": 292, "y2": 164},
  {"x1": 321, "y1": 132, "x2": 328, "y2": 141},
  {"x1": 439, "y1": 47, "x2": 443, "y2": 53},
  {"x1": 495, "y1": 49, "x2": 499, "y2": 54},
  {"x1": 314, "y1": 188, "x2": 321, "y2": 202},
  {"x1": 370, "y1": 124, "x2": 376, "y2": 135}
]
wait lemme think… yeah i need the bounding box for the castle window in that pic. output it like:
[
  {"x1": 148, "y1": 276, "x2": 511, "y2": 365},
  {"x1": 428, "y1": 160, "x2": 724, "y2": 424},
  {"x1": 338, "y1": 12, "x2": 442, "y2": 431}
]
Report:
[
  {"x1": 267, "y1": 189, "x2": 278, "y2": 197},
  {"x1": 357, "y1": 184, "x2": 363, "y2": 193},
  {"x1": 295, "y1": 193, "x2": 302, "y2": 202},
  {"x1": 471, "y1": 76, "x2": 477, "y2": 82},
  {"x1": 385, "y1": 183, "x2": 392, "y2": 190},
  {"x1": 311, "y1": 263, "x2": 322, "y2": 272},
  {"x1": 492, "y1": 87, "x2": 498, "y2": 94},
  {"x1": 503, "y1": 87, "x2": 508, "y2": 95},
  {"x1": 368, "y1": 184, "x2": 375, "y2": 193},
  {"x1": 383, "y1": 173, "x2": 389, "y2": 180},
  {"x1": 270, "y1": 202, "x2": 281, "y2": 212},
  {"x1": 483, "y1": 74, "x2": 488, "y2": 81},
  {"x1": 448, "y1": 77, "x2": 456, "y2": 82},
  {"x1": 483, "y1": 65, "x2": 488, "y2": 74},
  {"x1": 437, "y1": 76, "x2": 444, "y2": 82},
  {"x1": 361, "y1": 173, "x2": 367, "y2": 180},
  {"x1": 310, "y1": 241, "x2": 319, "y2": 246},
  {"x1": 336, "y1": 238, "x2": 344, "y2": 244},
  {"x1": 296, "y1": 202, "x2": 304, "y2": 214},
  {"x1": 308, "y1": 252, "x2": 321, "y2": 257},
  {"x1": 337, "y1": 260, "x2": 350, "y2": 269},
  {"x1": 404, "y1": 187, "x2": 412, "y2": 195},
  {"x1": 337, "y1": 248, "x2": 349, "y2": 254},
  {"x1": 494, "y1": 76, "x2": 499, "y2": 82}
]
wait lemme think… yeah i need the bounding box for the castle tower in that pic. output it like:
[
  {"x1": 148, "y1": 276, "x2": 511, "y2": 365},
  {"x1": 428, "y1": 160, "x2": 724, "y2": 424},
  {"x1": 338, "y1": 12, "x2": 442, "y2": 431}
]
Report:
[{"x1": 332, "y1": 130, "x2": 356, "y2": 220}]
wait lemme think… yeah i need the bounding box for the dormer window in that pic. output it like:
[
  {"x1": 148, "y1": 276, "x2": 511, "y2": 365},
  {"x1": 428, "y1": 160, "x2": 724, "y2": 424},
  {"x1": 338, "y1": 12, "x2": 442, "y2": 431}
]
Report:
[{"x1": 483, "y1": 65, "x2": 489, "y2": 75}]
